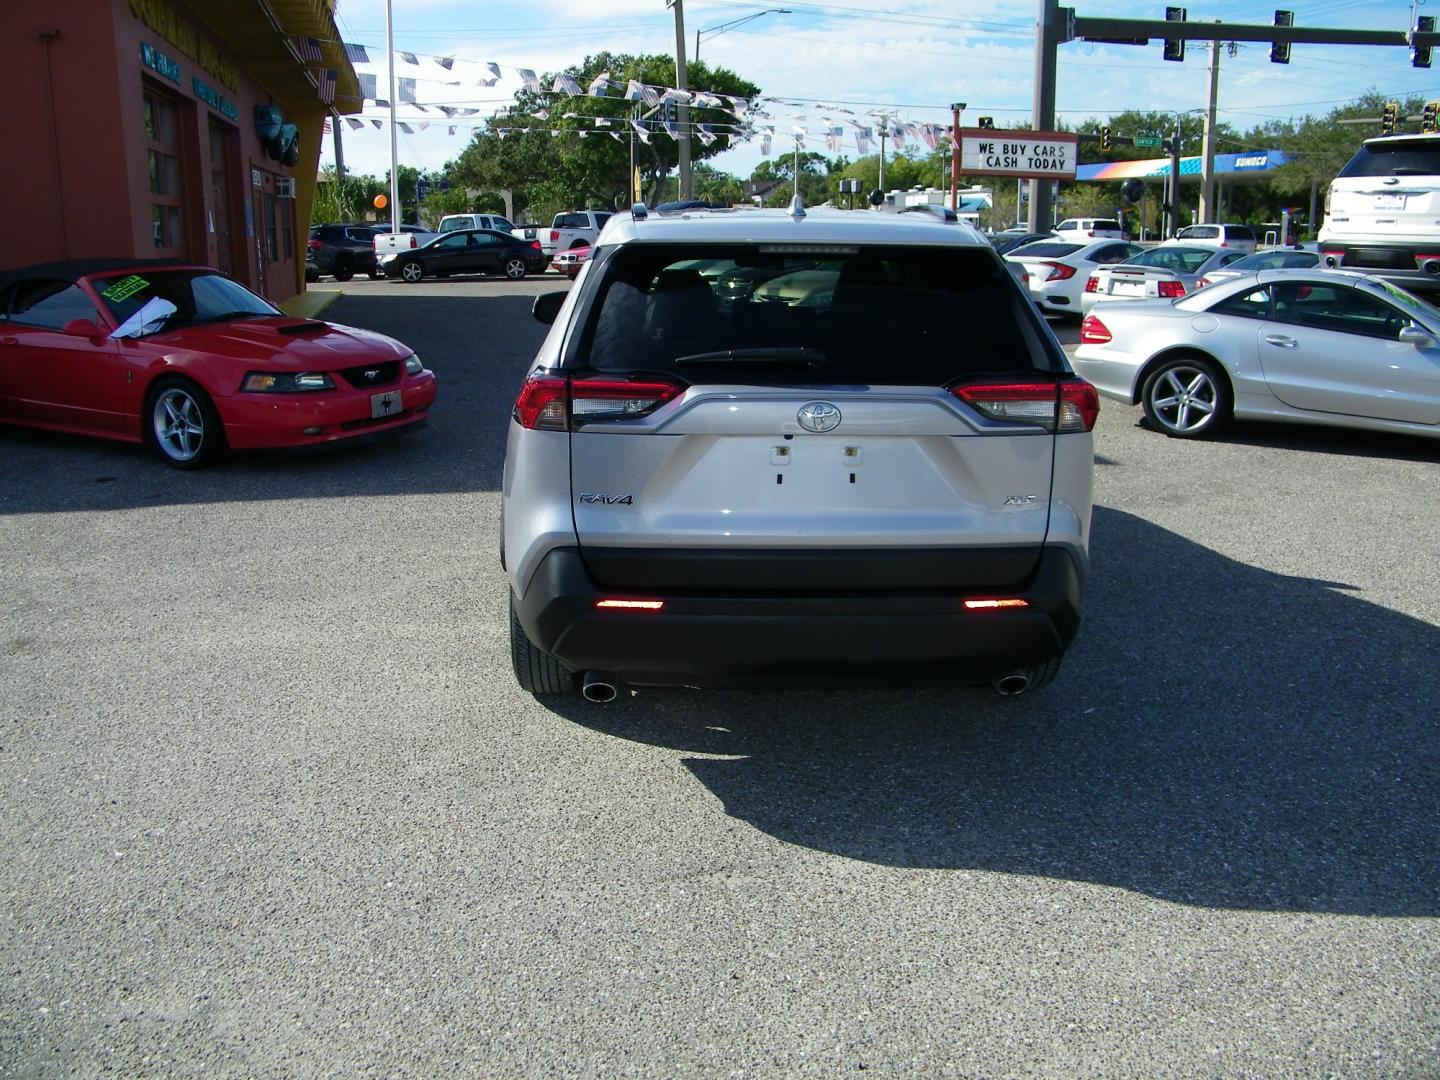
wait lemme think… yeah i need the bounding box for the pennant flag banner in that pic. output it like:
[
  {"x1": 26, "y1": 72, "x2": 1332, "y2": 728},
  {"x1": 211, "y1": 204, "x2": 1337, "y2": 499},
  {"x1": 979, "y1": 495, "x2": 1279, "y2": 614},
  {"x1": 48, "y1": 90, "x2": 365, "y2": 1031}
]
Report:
[
  {"x1": 344, "y1": 43, "x2": 369, "y2": 63},
  {"x1": 400, "y1": 51, "x2": 419, "y2": 64},
  {"x1": 518, "y1": 68, "x2": 540, "y2": 92},
  {"x1": 631, "y1": 120, "x2": 651, "y2": 144},
  {"x1": 397, "y1": 122, "x2": 413, "y2": 134},
  {"x1": 357, "y1": 73, "x2": 376, "y2": 99},
  {"x1": 437, "y1": 56, "x2": 454, "y2": 71},
  {"x1": 346, "y1": 118, "x2": 364, "y2": 130},
  {"x1": 397, "y1": 78, "x2": 416, "y2": 103}
]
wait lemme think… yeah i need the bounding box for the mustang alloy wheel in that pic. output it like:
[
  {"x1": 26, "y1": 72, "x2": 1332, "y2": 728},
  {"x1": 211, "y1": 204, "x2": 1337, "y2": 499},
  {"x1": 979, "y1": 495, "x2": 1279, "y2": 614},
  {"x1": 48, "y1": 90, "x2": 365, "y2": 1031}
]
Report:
[
  {"x1": 147, "y1": 379, "x2": 224, "y2": 469},
  {"x1": 1141, "y1": 355, "x2": 1232, "y2": 439},
  {"x1": 505, "y1": 257, "x2": 528, "y2": 280},
  {"x1": 400, "y1": 260, "x2": 425, "y2": 284}
]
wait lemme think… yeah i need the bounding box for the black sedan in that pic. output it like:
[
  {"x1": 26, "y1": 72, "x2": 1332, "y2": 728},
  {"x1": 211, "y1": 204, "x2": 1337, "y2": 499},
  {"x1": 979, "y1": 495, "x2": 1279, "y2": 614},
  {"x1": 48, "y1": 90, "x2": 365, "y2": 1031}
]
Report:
[{"x1": 381, "y1": 229, "x2": 548, "y2": 283}]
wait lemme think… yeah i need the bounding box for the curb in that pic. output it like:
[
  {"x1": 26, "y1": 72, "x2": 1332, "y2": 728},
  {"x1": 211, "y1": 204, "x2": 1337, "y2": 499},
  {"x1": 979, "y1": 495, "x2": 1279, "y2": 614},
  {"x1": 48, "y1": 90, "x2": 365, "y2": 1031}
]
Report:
[{"x1": 280, "y1": 289, "x2": 343, "y2": 320}]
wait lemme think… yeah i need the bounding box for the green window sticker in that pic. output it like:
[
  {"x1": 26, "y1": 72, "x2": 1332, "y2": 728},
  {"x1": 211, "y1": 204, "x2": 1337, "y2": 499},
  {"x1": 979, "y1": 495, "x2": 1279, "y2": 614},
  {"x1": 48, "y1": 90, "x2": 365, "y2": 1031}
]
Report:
[{"x1": 101, "y1": 275, "x2": 150, "y2": 302}]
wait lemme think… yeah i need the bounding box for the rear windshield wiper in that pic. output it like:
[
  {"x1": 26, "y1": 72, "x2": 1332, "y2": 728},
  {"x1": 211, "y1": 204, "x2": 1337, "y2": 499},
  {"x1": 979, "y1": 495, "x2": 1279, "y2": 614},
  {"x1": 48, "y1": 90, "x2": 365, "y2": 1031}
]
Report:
[{"x1": 672, "y1": 347, "x2": 827, "y2": 367}]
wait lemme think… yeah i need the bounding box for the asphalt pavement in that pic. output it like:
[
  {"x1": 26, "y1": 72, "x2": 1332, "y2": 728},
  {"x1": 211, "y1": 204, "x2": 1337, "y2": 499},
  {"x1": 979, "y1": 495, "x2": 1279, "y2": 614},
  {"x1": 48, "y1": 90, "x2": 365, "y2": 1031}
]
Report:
[{"x1": 1, "y1": 276, "x2": 1437, "y2": 1077}]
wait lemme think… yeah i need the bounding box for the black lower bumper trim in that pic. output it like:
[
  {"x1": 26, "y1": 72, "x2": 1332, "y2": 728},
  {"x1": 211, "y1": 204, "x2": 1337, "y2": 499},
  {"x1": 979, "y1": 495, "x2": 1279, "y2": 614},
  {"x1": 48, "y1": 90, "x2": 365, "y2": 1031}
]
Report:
[{"x1": 513, "y1": 546, "x2": 1084, "y2": 687}]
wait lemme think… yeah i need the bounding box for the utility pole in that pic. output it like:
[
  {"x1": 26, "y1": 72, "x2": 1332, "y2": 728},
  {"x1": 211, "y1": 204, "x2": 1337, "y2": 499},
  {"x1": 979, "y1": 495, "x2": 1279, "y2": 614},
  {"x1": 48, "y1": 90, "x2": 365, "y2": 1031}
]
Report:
[
  {"x1": 1198, "y1": 37, "x2": 1221, "y2": 222},
  {"x1": 950, "y1": 102, "x2": 965, "y2": 211},
  {"x1": 1167, "y1": 118, "x2": 1182, "y2": 237},
  {"x1": 669, "y1": 0, "x2": 692, "y2": 200},
  {"x1": 793, "y1": 134, "x2": 803, "y2": 203},
  {"x1": 1028, "y1": 0, "x2": 1061, "y2": 232},
  {"x1": 385, "y1": 0, "x2": 398, "y2": 233}
]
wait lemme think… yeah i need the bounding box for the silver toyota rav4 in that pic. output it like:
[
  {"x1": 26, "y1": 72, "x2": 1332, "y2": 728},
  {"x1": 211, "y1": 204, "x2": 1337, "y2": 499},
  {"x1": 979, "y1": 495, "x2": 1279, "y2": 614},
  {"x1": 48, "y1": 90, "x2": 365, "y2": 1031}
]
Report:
[{"x1": 502, "y1": 203, "x2": 1097, "y2": 701}]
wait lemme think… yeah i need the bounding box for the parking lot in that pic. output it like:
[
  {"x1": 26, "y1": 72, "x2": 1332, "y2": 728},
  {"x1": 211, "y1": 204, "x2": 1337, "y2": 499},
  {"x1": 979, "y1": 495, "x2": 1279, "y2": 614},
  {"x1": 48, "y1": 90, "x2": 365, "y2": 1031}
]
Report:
[{"x1": 2, "y1": 276, "x2": 1438, "y2": 1075}]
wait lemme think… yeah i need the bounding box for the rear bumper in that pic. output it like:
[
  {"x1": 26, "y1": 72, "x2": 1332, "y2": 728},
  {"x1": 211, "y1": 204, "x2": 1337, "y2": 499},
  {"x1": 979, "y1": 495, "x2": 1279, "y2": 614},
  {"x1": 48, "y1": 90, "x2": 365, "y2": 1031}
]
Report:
[
  {"x1": 1318, "y1": 243, "x2": 1440, "y2": 291},
  {"x1": 513, "y1": 546, "x2": 1085, "y2": 688}
]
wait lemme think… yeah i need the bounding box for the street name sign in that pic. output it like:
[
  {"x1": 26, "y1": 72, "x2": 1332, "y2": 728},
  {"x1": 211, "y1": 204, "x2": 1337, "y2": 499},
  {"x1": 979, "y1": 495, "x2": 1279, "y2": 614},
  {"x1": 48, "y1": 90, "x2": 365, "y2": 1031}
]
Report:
[{"x1": 959, "y1": 129, "x2": 1079, "y2": 179}]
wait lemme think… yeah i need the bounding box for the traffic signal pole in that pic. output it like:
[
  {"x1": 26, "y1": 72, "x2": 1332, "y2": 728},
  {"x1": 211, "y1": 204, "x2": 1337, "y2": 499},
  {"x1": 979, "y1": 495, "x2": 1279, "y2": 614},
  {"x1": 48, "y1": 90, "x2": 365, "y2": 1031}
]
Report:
[{"x1": 1027, "y1": 0, "x2": 1062, "y2": 233}]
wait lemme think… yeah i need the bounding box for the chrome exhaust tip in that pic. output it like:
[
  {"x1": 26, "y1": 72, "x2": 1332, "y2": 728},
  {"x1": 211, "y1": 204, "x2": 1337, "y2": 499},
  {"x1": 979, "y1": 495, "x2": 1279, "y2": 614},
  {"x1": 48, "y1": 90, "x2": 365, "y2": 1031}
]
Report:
[
  {"x1": 993, "y1": 673, "x2": 1031, "y2": 697},
  {"x1": 581, "y1": 672, "x2": 620, "y2": 703}
]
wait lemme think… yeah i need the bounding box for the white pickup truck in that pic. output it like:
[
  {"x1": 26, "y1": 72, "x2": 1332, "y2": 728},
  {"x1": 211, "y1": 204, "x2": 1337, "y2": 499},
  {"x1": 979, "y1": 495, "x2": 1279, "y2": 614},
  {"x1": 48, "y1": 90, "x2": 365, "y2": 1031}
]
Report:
[
  {"x1": 538, "y1": 210, "x2": 614, "y2": 259},
  {"x1": 373, "y1": 224, "x2": 439, "y2": 260}
]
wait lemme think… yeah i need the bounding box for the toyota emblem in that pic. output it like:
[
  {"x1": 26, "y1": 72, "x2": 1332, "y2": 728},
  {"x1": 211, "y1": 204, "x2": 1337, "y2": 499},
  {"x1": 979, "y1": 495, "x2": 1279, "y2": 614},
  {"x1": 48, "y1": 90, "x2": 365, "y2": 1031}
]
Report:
[{"x1": 796, "y1": 401, "x2": 842, "y2": 433}]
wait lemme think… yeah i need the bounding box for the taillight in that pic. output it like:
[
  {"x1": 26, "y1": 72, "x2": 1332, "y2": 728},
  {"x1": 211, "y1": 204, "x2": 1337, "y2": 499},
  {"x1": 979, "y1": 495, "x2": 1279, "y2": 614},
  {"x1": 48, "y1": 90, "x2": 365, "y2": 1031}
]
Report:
[
  {"x1": 1059, "y1": 380, "x2": 1100, "y2": 432},
  {"x1": 596, "y1": 599, "x2": 665, "y2": 611},
  {"x1": 1084, "y1": 274, "x2": 1100, "y2": 293},
  {"x1": 512, "y1": 372, "x2": 682, "y2": 430},
  {"x1": 307, "y1": 238, "x2": 322, "y2": 250},
  {"x1": 951, "y1": 378, "x2": 1098, "y2": 433},
  {"x1": 1157, "y1": 280, "x2": 1186, "y2": 298},
  {"x1": 409, "y1": 235, "x2": 418, "y2": 248},
  {"x1": 513, "y1": 373, "x2": 568, "y2": 430},
  {"x1": 1080, "y1": 314, "x2": 1112, "y2": 345},
  {"x1": 964, "y1": 598, "x2": 1030, "y2": 610},
  {"x1": 531, "y1": 240, "x2": 543, "y2": 251},
  {"x1": 1041, "y1": 261, "x2": 1076, "y2": 281},
  {"x1": 550, "y1": 229, "x2": 560, "y2": 241}
]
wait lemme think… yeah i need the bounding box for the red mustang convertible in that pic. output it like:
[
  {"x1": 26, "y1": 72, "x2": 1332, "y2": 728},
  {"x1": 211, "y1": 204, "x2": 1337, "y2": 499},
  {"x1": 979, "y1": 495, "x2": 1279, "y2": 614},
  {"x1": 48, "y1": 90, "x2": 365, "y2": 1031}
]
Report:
[{"x1": 0, "y1": 259, "x2": 436, "y2": 468}]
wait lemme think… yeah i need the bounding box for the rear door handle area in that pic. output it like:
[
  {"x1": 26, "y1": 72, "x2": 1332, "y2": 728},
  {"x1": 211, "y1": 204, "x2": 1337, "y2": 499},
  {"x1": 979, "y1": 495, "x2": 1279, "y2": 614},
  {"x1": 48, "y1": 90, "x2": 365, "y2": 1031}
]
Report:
[{"x1": 1264, "y1": 335, "x2": 1299, "y2": 348}]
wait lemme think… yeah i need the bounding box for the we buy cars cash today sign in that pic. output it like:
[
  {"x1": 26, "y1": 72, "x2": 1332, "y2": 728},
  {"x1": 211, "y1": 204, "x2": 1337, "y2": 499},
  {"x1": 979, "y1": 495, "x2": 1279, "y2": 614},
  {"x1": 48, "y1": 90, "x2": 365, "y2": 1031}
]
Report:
[{"x1": 959, "y1": 129, "x2": 1078, "y2": 180}]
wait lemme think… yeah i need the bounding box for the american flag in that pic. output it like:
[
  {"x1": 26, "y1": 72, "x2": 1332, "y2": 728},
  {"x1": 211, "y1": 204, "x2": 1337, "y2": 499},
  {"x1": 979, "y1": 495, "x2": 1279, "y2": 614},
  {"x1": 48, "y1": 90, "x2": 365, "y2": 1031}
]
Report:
[
  {"x1": 323, "y1": 116, "x2": 332, "y2": 135},
  {"x1": 294, "y1": 36, "x2": 323, "y2": 63},
  {"x1": 317, "y1": 68, "x2": 336, "y2": 104},
  {"x1": 343, "y1": 43, "x2": 369, "y2": 63}
]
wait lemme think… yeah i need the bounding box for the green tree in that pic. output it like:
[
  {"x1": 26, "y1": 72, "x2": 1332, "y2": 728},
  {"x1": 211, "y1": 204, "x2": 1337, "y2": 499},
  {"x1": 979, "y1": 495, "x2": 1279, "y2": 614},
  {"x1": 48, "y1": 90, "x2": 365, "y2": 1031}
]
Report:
[
  {"x1": 451, "y1": 52, "x2": 760, "y2": 217},
  {"x1": 311, "y1": 168, "x2": 385, "y2": 224}
]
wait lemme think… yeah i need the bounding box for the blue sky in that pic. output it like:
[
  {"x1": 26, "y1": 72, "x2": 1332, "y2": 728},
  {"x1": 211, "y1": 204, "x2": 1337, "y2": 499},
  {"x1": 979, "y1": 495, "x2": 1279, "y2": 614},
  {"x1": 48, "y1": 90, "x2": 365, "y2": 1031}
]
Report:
[{"x1": 321, "y1": 1, "x2": 1440, "y2": 185}]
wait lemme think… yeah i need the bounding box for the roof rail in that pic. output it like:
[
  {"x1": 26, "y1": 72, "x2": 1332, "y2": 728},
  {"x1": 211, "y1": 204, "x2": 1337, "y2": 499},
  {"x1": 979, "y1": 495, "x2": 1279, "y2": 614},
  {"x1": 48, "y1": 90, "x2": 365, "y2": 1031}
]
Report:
[{"x1": 632, "y1": 202, "x2": 648, "y2": 221}]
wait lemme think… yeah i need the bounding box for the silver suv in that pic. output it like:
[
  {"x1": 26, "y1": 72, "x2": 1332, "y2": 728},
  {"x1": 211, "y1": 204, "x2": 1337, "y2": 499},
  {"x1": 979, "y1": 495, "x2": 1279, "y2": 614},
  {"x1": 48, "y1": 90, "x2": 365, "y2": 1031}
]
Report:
[{"x1": 503, "y1": 205, "x2": 1097, "y2": 701}]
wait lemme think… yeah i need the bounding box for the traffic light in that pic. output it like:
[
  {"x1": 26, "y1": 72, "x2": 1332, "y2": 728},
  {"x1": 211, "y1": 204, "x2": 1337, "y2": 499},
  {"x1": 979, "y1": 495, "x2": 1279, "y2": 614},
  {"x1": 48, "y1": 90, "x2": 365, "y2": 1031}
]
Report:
[
  {"x1": 1414, "y1": 14, "x2": 1436, "y2": 68},
  {"x1": 1382, "y1": 101, "x2": 1400, "y2": 135},
  {"x1": 1424, "y1": 101, "x2": 1439, "y2": 133},
  {"x1": 977, "y1": 116, "x2": 995, "y2": 129},
  {"x1": 1163, "y1": 6, "x2": 1187, "y2": 62},
  {"x1": 1100, "y1": 126, "x2": 1113, "y2": 151},
  {"x1": 1271, "y1": 10, "x2": 1293, "y2": 64}
]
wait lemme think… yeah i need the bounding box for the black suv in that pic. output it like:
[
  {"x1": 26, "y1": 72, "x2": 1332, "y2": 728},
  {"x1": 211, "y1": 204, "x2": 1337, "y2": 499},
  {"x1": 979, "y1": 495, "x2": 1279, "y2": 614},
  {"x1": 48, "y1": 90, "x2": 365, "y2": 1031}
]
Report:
[{"x1": 307, "y1": 224, "x2": 380, "y2": 281}]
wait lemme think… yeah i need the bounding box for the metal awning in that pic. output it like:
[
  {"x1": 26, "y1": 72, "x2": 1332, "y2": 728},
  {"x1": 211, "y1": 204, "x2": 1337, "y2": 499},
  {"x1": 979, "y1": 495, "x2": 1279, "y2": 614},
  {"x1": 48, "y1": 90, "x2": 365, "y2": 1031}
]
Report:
[{"x1": 188, "y1": 0, "x2": 362, "y2": 113}]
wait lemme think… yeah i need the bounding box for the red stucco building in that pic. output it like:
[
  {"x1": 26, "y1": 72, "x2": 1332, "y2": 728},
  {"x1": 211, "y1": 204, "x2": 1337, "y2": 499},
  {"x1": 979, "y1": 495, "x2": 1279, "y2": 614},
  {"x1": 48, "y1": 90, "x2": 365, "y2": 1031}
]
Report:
[{"x1": 6, "y1": 0, "x2": 360, "y2": 305}]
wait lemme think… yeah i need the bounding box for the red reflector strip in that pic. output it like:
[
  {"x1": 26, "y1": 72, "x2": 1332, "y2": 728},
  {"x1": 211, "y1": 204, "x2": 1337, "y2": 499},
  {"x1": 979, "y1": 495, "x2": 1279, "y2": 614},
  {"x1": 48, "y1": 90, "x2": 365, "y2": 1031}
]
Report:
[
  {"x1": 964, "y1": 598, "x2": 1030, "y2": 610},
  {"x1": 596, "y1": 599, "x2": 665, "y2": 611}
]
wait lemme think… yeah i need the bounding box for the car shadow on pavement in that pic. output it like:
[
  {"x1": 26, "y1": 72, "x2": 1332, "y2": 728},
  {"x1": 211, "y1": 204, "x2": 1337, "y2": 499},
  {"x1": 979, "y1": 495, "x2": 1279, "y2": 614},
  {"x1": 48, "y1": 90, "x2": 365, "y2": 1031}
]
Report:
[
  {"x1": 1136, "y1": 415, "x2": 1440, "y2": 464},
  {"x1": 0, "y1": 294, "x2": 546, "y2": 515},
  {"x1": 545, "y1": 506, "x2": 1440, "y2": 916}
]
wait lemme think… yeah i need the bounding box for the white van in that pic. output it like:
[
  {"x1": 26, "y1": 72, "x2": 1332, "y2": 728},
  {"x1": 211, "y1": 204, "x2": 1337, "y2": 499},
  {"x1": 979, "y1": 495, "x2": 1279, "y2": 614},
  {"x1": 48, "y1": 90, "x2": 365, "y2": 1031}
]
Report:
[
  {"x1": 438, "y1": 214, "x2": 515, "y2": 234},
  {"x1": 1318, "y1": 133, "x2": 1440, "y2": 293},
  {"x1": 1054, "y1": 218, "x2": 1124, "y2": 240}
]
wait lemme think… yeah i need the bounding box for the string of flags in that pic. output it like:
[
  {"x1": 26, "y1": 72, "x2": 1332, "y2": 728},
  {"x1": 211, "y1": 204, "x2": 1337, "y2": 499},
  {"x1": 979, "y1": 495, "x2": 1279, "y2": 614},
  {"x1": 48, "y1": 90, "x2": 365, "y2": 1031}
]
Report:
[{"x1": 301, "y1": 37, "x2": 956, "y2": 158}]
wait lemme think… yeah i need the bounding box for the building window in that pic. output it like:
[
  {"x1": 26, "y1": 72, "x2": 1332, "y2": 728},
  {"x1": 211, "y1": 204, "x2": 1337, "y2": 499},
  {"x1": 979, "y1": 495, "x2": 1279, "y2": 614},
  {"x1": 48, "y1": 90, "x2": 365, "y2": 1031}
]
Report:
[{"x1": 144, "y1": 87, "x2": 186, "y2": 253}]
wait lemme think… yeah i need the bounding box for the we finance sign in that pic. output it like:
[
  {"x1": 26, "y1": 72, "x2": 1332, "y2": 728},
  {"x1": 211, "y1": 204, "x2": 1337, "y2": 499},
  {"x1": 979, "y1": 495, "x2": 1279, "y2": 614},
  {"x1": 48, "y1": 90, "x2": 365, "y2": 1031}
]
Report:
[{"x1": 959, "y1": 130, "x2": 1078, "y2": 180}]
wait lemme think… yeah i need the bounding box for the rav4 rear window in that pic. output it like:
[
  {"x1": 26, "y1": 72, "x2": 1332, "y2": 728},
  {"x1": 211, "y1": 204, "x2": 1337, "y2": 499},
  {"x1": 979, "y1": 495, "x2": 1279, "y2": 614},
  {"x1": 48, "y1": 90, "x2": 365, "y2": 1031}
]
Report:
[
  {"x1": 1338, "y1": 142, "x2": 1440, "y2": 178},
  {"x1": 577, "y1": 244, "x2": 1047, "y2": 385}
]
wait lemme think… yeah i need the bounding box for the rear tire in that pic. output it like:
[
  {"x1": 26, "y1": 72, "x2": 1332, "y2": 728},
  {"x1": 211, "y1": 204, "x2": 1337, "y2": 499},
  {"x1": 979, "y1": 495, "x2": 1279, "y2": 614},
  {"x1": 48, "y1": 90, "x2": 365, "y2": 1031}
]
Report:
[
  {"x1": 399, "y1": 260, "x2": 424, "y2": 284},
  {"x1": 332, "y1": 258, "x2": 355, "y2": 282},
  {"x1": 1141, "y1": 354, "x2": 1231, "y2": 439},
  {"x1": 504, "y1": 257, "x2": 528, "y2": 280},
  {"x1": 510, "y1": 599, "x2": 576, "y2": 695}
]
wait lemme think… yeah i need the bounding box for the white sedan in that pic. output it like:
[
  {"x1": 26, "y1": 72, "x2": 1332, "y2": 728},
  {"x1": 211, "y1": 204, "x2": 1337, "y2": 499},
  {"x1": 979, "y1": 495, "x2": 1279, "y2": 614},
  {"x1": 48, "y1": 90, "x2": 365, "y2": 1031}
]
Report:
[
  {"x1": 1006, "y1": 239, "x2": 1142, "y2": 318},
  {"x1": 1073, "y1": 268, "x2": 1440, "y2": 440}
]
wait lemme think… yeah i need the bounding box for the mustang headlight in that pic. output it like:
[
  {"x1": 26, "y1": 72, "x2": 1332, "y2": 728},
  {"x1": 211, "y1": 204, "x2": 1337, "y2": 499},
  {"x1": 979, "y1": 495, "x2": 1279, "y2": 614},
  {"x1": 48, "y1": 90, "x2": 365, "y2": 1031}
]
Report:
[
  {"x1": 241, "y1": 371, "x2": 335, "y2": 392},
  {"x1": 404, "y1": 354, "x2": 423, "y2": 375}
]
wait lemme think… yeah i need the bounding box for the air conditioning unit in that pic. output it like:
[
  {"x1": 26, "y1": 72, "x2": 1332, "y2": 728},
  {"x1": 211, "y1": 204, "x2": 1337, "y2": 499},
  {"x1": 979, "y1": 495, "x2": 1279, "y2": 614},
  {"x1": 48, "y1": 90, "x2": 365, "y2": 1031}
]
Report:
[{"x1": 276, "y1": 177, "x2": 296, "y2": 199}]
